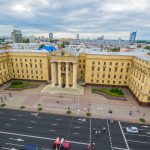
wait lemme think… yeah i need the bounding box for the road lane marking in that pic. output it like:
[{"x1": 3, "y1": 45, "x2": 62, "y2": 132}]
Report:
[
  {"x1": 0, "y1": 131, "x2": 88, "y2": 145},
  {"x1": 118, "y1": 121, "x2": 129, "y2": 150},
  {"x1": 5, "y1": 143, "x2": 24, "y2": 147},
  {"x1": 107, "y1": 120, "x2": 113, "y2": 149},
  {"x1": 49, "y1": 129, "x2": 55, "y2": 132},
  {"x1": 122, "y1": 127, "x2": 150, "y2": 132},
  {"x1": 74, "y1": 126, "x2": 80, "y2": 129},
  {"x1": 27, "y1": 127, "x2": 33, "y2": 129},
  {"x1": 1, "y1": 147, "x2": 10, "y2": 150},
  {"x1": 10, "y1": 118, "x2": 16, "y2": 121},
  {"x1": 89, "y1": 118, "x2": 91, "y2": 143},
  {"x1": 73, "y1": 132, "x2": 79, "y2": 135},
  {"x1": 30, "y1": 121, "x2": 37, "y2": 124},
  {"x1": 5, "y1": 124, "x2": 11, "y2": 127},
  {"x1": 112, "y1": 147, "x2": 128, "y2": 150},
  {"x1": 9, "y1": 138, "x2": 24, "y2": 142},
  {"x1": 0, "y1": 112, "x2": 4, "y2": 115},
  {"x1": 127, "y1": 140, "x2": 150, "y2": 144},
  {"x1": 125, "y1": 132, "x2": 150, "y2": 138},
  {"x1": 17, "y1": 114, "x2": 22, "y2": 117},
  {"x1": 51, "y1": 123, "x2": 58, "y2": 126},
  {"x1": 56, "y1": 118, "x2": 62, "y2": 121}
]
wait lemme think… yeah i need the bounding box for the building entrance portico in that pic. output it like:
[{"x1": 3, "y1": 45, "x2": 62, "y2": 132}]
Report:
[
  {"x1": 41, "y1": 49, "x2": 84, "y2": 95},
  {"x1": 51, "y1": 60, "x2": 77, "y2": 88}
]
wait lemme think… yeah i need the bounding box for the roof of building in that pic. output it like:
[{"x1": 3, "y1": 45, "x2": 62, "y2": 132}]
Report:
[{"x1": 38, "y1": 45, "x2": 57, "y2": 52}]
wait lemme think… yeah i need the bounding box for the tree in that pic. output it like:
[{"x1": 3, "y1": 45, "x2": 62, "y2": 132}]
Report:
[{"x1": 144, "y1": 46, "x2": 150, "y2": 50}]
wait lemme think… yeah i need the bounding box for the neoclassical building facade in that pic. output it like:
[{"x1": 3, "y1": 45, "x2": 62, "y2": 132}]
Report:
[{"x1": 0, "y1": 48, "x2": 150, "y2": 104}]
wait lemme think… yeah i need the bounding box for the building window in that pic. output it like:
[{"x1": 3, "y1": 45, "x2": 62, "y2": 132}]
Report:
[
  {"x1": 114, "y1": 75, "x2": 116, "y2": 78},
  {"x1": 98, "y1": 67, "x2": 100, "y2": 71},
  {"x1": 110, "y1": 62, "x2": 112, "y2": 65},
  {"x1": 102, "y1": 80, "x2": 104, "y2": 83},
  {"x1": 83, "y1": 60, "x2": 85, "y2": 62},
  {"x1": 108, "y1": 75, "x2": 110, "y2": 78},
  {"x1": 104, "y1": 62, "x2": 106, "y2": 65},
  {"x1": 120, "y1": 68, "x2": 123, "y2": 72},
  {"x1": 92, "y1": 74, "x2": 94, "y2": 77},
  {"x1": 79, "y1": 65, "x2": 81, "y2": 68},
  {"x1": 115, "y1": 68, "x2": 117, "y2": 72},
  {"x1": 121, "y1": 63, "x2": 124, "y2": 66},
  {"x1": 40, "y1": 59, "x2": 42, "y2": 62},
  {"x1": 103, "y1": 74, "x2": 105, "y2": 78},
  {"x1": 41, "y1": 76, "x2": 43, "y2": 79},
  {"x1": 103, "y1": 68, "x2": 105, "y2": 71},
  {"x1": 81, "y1": 71, "x2": 83, "y2": 74},
  {"x1": 148, "y1": 96, "x2": 150, "y2": 101},
  {"x1": 125, "y1": 76, "x2": 128, "y2": 79},
  {"x1": 119, "y1": 81, "x2": 121, "y2": 84},
  {"x1": 109, "y1": 68, "x2": 111, "y2": 71},
  {"x1": 92, "y1": 61, "x2": 95, "y2": 65},
  {"x1": 107, "y1": 80, "x2": 110, "y2": 84},
  {"x1": 97, "y1": 80, "x2": 99, "y2": 83},
  {"x1": 113, "y1": 81, "x2": 115, "y2": 84},
  {"x1": 91, "y1": 79, "x2": 93, "y2": 82},
  {"x1": 92, "y1": 66, "x2": 94, "y2": 71},
  {"x1": 127, "y1": 63, "x2": 130, "y2": 66},
  {"x1": 115, "y1": 62, "x2": 118, "y2": 65},
  {"x1": 97, "y1": 74, "x2": 100, "y2": 78},
  {"x1": 126, "y1": 68, "x2": 129, "y2": 72},
  {"x1": 98, "y1": 62, "x2": 100, "y2": 65}
]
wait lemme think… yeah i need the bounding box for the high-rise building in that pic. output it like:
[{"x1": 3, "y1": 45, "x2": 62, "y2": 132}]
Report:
[
  {"x1": 11, "y1": 29, "x2": 22, "y2": 43},
  {"x1": 76, "y1": 34, "x2": 79, "y2": 40},
  {"x1": 49, "y1": 33, "x2": 53, "y2": 39},
  {"x1": 129, "y1": 31, "x2": 137, "y2": 43},
  {"x1": 29, "y1": 36, "x2": 35, "y2": 43}
]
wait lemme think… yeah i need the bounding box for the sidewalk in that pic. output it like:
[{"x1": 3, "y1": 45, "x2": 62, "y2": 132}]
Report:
[{"x1": 0, "y1": 83, "x2": 150, "y2": 124}]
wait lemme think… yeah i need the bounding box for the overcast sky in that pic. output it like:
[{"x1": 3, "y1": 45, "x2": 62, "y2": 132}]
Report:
[{"x1": 0, "y1": 0, "x2": 150, "y2": 39}]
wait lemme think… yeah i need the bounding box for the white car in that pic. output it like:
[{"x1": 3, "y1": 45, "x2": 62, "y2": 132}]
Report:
[{"x1": 126, "y1": 126, "x2": 138, "y2": 133}]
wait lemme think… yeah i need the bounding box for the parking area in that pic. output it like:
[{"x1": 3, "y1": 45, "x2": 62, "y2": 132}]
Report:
[{"x1": 0, "y1": 108, "x2": 149, "y2": 150}]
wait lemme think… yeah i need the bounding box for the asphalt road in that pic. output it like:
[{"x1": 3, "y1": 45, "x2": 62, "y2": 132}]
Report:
[{"x1": 0, "y1": 108, "x2": 150, "y2": 150}]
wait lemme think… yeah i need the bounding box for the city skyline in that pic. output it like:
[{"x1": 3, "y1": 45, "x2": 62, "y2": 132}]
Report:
[{"x1": 0, "y1": 0, "x2": 150, "y2": 39}]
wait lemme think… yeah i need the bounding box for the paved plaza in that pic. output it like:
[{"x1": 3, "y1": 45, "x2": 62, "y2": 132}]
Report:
[{"x1": 0, "y1": 81, "x2": 150, "y2": 124}]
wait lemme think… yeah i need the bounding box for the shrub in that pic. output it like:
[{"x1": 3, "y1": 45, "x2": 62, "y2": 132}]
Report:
[
  {"x1": 66, "y1": 110, "x2": 71, "y2": 114},
  {"x1": 20, "y1": 106, "x2": 25, "y2": 109},
  {"x1": 86, "y1": 112, "x2": 91, "y2": 117},
  {"x1": 139, "y1": 118, "x2": 146, "y2": 123},
  {"x1": 37, "y1": 107, "x2": 43, "y2": 111},
  {"x1": 1, "y1": 103, "x2": 6, "y2": 107}
]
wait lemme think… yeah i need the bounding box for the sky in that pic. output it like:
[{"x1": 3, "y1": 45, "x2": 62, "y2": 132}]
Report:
[{"x1": 0, "y1": 0, "x2": 150, "y2": 40}]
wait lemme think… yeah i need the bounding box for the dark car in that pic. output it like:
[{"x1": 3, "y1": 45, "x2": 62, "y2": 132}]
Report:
[{"x1": 22, "y1": 144, "x2": 41, "y2": 150}]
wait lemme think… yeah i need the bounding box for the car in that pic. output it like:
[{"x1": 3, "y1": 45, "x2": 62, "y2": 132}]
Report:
[
  {"x1": 22, "y1": 144, "x2": 41, "y2": 150},
  {"x1": 63, "y1": 140, "x2": 70, "y2": 150},
  {"x1": 126, "y1": 126, "x2": 138, "y2": 133}
]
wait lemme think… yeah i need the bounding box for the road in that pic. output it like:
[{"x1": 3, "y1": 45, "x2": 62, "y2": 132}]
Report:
[{"x1": 0, "y1": 108, "x2": 150, "y2": 150}]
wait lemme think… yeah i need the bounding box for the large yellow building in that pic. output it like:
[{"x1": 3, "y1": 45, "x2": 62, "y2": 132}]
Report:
[{"x1": 0, "y1": 48, "x2": 150, "y2": 105}]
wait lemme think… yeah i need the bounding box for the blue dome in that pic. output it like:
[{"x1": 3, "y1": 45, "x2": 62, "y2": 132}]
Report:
[{"x1": 38, "y1": 46, "x2": 57, "y2": 52}]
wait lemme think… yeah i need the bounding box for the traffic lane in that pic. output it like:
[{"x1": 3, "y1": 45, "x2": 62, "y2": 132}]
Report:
[
  {"x1": 66, "y1": 117, "x2": 90, "y2": 143},
  {"x1": 0, "y1": 131, "x2": 88, "y2": 150},
  {"x1": 107, "y1": 121, "x2": 127, "y2": 149},
  {"x1": 91, "y1": 118, "x2": 111, "y2": 150},
  {"x1": 121, "y1": 121, "x2": 150, "y2": 130},
  {"x1": 125, "y1": 132, "x2": 150, "y2": 143},
  {"x1": 127, "y1": 140, "x2": 150, "y2": 150}
]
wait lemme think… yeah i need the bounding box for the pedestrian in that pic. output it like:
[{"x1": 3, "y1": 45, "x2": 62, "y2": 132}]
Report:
[
  {"x1": 95, "y1": 131, "x2": 98, "y2": 136},
  {"x1": 88, "y1": 143, "x2": 91, "y2": 150},
  {"x1": 129, "y1": 111, "x2": 132, "y2": 116},
  {"x1": 103, "y1": 127, "x2": 106, "y2": 132},
  {"x1": 93, "y1": 128, "x2": 96, "y2": 134},
  {"x1": 92, "y1": 143, "x2": 95, "y2": 149},
  {"x1": 98, "y1": 131, "x2": 101, "y2": 135}
]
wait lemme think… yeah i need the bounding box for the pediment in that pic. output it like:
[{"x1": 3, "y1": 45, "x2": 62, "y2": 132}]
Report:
[{"x1": 50, "y1": 47, "x2": 79, "y2": 57}]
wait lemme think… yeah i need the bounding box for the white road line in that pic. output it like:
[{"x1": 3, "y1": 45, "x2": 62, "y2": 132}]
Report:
[
  {"x1": 56, "y1": 118, "x2": 62, "y2": 121},
  {"x1": 51, "y1": 123, "x2": 58, "y2": 126},
  {"x1": 1, "y1": 147, "x2": 10, "y2": 150},
  {"x1": 127, "y1": 140, "x2": 150, "y2": 144},
  {"x1": 0, "y1": 131, "x2": 88, "y2": 145},
  {"x1": 30, "y1": 121, "x2": 37, "y2": 124},
  {"x1": 73, "y1": 132, "x2": 79, "y2": 135},
  {"x1": 107, "y1": 120, "x2": 113, "y2": 150},
  {"x1": 118, "y1": 121, "x2": 129, "y2": 150},
  {"x1": 17, "y1": 114, "x2": 22, "y2": 117},
  {"x1": 5, "y1": 124, "x2": 11, "y2": 127},
  {"x1": 49, "y1": 129, "x2": 55, "y2": 132},
  {"x1": 89, "y1": 118, "x2": 92, "y2": 143},
  {"x1": 122, "y1": 127, "x2": 150, "y2": 132},
  {"x1": 0, "y1": 112, "x2": 4, "y2": 115},
  {"x1": 74, "y1": 126, "x2": 80, "y2": 129},
  {"x1": 125, "y1": 132, "x2": 150, "y2": 138},
  {"x1": 27, "y1": 126, "x2": 33, "y2": 129},
  {"x1": 5, "y1": 143, "x2": 24, "y2": 147},
  {"x1": 10, "y1": 118, "x2": 16, "y2": 121},
  {"x1": 112, "y1": 146, "x2": 129, "y2": 150}
]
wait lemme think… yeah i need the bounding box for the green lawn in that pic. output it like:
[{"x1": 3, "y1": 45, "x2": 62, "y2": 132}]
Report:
[
  {"x1": 92, "y1": 88, "x2": 124, "y2": 97},
  {"x1": 10, "y1": 82, "x2": 37, "y2": 88}
]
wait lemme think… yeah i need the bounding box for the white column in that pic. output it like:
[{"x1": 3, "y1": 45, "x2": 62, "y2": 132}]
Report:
[
  {"x1": 65, "y1": 62, "x2": 69, "y2": 88},
  {"x1": 51, "y1": 62, "x2": 55, "y2": 87},
  {"x1": 58, "y1": 62, "x2": 62, "y2": 88},
  {"x1": 73, "y1": 62, "x2": 77, "y2": 88}
]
